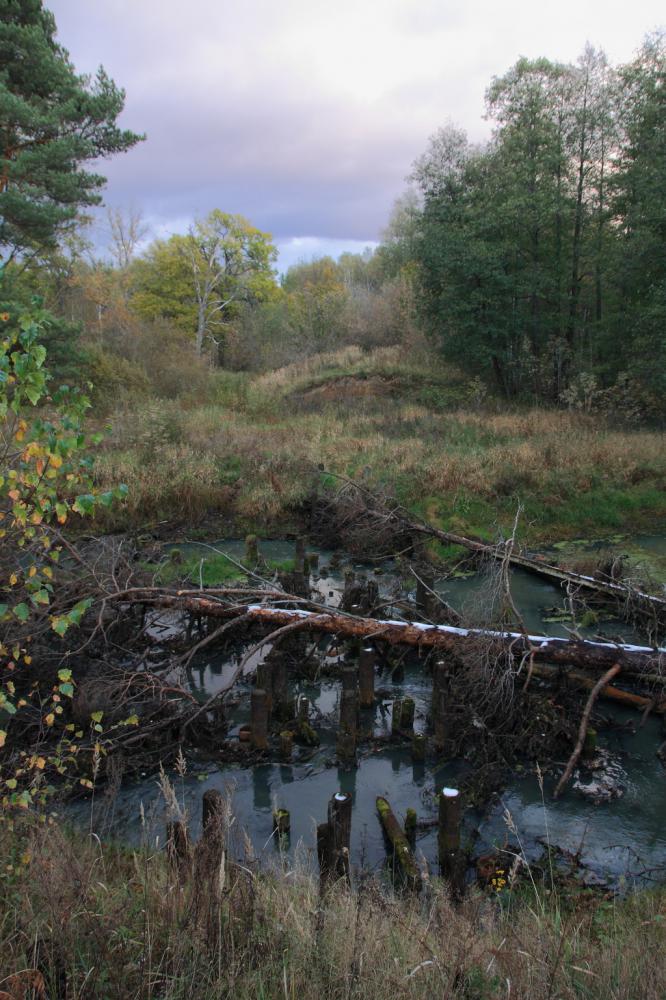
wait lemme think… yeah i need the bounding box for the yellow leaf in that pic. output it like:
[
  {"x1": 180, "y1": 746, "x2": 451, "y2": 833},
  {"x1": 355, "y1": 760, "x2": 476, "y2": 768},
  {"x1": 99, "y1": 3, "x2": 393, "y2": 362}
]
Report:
[
  {"x1": 9, "y1": 573, "x2": 18, "y2": 586},
  {"x1": 34, "y1": 757, "x2": 45, "y2": 770},
  {"x1": 0, "y1": 731, "x2": 5, "y2": 748},
  {"x1": 28, "y1": 566, "x2": 37, "y2": 578},
  {"x1": 44, "y1": 713, "x2": 54, "y2": 727}
]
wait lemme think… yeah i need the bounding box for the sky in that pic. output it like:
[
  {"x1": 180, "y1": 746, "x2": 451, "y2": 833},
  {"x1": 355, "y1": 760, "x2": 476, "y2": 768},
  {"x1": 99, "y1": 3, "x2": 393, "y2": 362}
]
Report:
[{"x1": 47, "y1": 0, "x2": 664, "y2": 272}]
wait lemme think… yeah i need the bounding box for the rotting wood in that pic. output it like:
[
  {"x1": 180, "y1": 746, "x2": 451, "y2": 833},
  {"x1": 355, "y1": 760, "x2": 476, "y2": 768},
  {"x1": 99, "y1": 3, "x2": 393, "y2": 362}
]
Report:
[
  {"x1": 553, "y1": 663, "x2": 622, "y2": 799},
  {"x1": 438, "y1": 787, "x2": 464, "y2": 898},
  {"x1": 376, "y1": 796, "x2": 422, "y2": 891},
  {"x1": 166, "y1": 820, "x2": 190, "y2": 877},
  {"x1": 250, "y1": 688, "x2": 269, "y2": 750},
  {"x1": 123, "y1": 594, "x2": 666, "y2": 676},
  {"x1": 359, "y1": 645, "x2": 376, "y2": 708},
  {"x1": 327, "y1": 792, "x2": 352, "y2": 884}
]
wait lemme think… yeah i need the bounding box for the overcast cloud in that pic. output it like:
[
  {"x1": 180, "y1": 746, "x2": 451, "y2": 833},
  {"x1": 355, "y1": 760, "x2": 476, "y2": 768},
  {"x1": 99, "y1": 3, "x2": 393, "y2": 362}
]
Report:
[{"x1": 47, "y1": 0, "x2": 665, "y2": 269}]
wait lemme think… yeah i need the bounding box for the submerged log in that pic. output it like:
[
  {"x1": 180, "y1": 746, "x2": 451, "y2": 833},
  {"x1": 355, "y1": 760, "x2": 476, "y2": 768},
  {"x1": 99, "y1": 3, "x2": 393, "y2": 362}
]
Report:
[{"x1": 376, "y1": 796, "x2": 421, "y2": 891}]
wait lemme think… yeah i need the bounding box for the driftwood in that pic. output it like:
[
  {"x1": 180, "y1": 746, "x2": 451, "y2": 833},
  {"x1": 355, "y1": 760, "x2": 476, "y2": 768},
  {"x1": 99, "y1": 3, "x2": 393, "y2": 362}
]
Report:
[
  {"x1": 553, "y1": 663, "x2": 622, "y2": 798},
  {"x1": 125, "y1": 591, "x2": 666, "y2": 677}
]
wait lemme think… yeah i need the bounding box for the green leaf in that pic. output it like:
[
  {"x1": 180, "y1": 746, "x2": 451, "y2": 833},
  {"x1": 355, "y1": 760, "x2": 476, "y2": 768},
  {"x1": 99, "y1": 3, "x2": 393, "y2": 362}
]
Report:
[
  {"x1": 59, "y1": 682, "x2": 74, "y2": 698},
  {"x1": 57, "y1": 668, "x2": 72, "y2": 682},
  {"x1": 13, "y1": 603, "x2": 30, "y2": 623},
  {"x1": 90, "y1": 711, "x2": 104, "y2": 723}
]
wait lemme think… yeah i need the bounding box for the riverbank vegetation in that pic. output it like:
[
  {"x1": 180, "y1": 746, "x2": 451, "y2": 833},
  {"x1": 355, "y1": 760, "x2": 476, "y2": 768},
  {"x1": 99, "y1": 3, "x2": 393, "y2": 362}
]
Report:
[{"x1": 1, "y1": 814, "x2": 665, "y2": 999}]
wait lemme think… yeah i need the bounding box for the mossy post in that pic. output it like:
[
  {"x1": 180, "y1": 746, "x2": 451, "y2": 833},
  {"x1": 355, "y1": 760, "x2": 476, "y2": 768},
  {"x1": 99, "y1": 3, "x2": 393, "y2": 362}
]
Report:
[
  {"x1": 328, "y1": 791, "x2": 352, "y2": 884},
  {"x1": 376, "y1": 797, "x2": 421, "y2": 891},
  {"x1": 400, "y1": 696, "x2": 415, "y2": 732},
  {"x1": 280, "y1": 730, "x2": 293, "y2": 760},
  {"x1": 358, "y1": 646, "x2": 376, "y2": 709},
  {"x1": 405, "y1": 807, "x2": 417, "y2": 847},
  {"x1": 297, "y1": 694, "x2": 310, "y2": 722},
  {"x1": 273, "y1": 808, "x2": 290, "y2": 838},
  {"x1": 583, "y1": 726, "x2": 597, "y2": 759},
  {"x1": 251, "y1": 688, "x2": 269, "y2": 750},
  {"x1": 438, "y1": 787, "x2": 464, "y2": 897},
  {"x1": 245, "y1": 534, "x2": 259, "y2": 567},
  {"x1": 412, "y1": 731, "x2": 426, "y2": 762}
]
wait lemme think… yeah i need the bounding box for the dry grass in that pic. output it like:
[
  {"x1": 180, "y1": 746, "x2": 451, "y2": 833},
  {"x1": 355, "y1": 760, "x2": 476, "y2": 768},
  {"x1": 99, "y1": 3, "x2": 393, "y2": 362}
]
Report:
[
  {"x1": 2, "y1": 813, "x2": 665, "y2": 999},
  {"x1": 91, "y1": 347, "x2": 666, "y2": 540}
]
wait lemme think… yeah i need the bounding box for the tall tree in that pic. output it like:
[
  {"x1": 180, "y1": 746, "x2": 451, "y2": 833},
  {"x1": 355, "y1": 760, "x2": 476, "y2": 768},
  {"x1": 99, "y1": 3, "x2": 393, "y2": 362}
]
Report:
[{"x1": 0, "y1": 0, "x2": 143, "y2": 261}]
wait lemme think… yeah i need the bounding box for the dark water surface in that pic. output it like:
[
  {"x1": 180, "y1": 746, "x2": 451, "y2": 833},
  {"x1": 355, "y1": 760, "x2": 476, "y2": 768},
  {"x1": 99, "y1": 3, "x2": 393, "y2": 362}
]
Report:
[{"x1": 65, "y1": 535, "x2": 666, "y2": 889}]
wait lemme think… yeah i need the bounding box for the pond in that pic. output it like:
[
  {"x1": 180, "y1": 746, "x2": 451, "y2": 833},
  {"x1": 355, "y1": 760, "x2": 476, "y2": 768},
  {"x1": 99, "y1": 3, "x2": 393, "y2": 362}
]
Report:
[{"x1": 64, "y1": 535, "x2": 666, "y2": 891}]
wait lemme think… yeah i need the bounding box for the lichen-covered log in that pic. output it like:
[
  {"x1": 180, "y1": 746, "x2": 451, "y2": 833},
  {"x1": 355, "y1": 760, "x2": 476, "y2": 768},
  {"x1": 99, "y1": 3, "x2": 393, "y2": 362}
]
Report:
[{"x1": 376, "y1": 796, "x2": 422, "y2": 891}]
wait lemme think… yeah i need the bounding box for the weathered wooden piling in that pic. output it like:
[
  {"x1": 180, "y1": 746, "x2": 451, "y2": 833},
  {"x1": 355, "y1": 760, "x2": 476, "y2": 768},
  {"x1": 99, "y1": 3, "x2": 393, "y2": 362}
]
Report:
[
  {"x1": 297, "y1": 694, "x2": 310, "y2": 722},
  {"x1": 202, "y1": 789, "x2": 225, "y2": 831},
  {"x1": 337, "y1": 665, "x2": 359, "y2": 762},
  {"x1": 271, "y1": 654, "x2": 291, "y2": 721},
  {"x1": 273, "y1": 808, "x2": 290, "y2": 837},
  {"x1": 307, "y1": 551, "x2": 319, "y2": 571},
  {"x1": 294, "y1": 536, "x2": 306, "y2": 574},
  {"x1": 405, "y1": 807, "x2": 417, "y2": 846},
  {"x1": 411, "y1": 731, "x2": 426, "y2": 761},
  {"x1": 438, "y1": 787, "x2": 464, "y2": 897},
  {"x1": 432, "y1": 657, "x2": 449, "y2": 750},
  {"x1": 250, "y1": 688, "x2": 269, "y2": 750},
  {"x1": 328, "y1": 791, "x2": 352, "y2": 883},
  {"x1": 255, "y1": 660, "x2": 273, "y2": 715},
  {"x1": 280, "y1": 730, "x2": 293, "y2": 760},
  {"x1": 391, "y1": 698, "x2": 403, "y2": 739},
  {"x1": 415, "y1": 568, "x2": 435, "y2": 615},
  {"x1": 376, "y1": 797, "x2": 421, "y2": 891},
  {"x1": 317, "y1": 821, "x2": 332, "y2": 891},
  {"x1": 358, "y1": 646, "x2": 376, "y2": 708},
  {"x1": 166, "y1": 820, "x2": 190, "y2": 876},
  {"x1": 400, "y1": 696, "x2": 415, "y2": 732},
  {"x1": 245, "y1": 534, "x2": 259, "y2": 567}
]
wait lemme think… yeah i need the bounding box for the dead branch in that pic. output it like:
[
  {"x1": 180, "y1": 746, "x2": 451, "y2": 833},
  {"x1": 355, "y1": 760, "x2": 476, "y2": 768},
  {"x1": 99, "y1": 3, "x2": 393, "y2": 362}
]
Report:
[{"x1": 553, "y1": 663, "x2": 622, "y2": 799}]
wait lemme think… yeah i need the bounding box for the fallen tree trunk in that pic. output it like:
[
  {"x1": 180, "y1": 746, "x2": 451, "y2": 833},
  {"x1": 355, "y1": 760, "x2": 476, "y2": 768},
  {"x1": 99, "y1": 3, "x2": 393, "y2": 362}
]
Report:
[{"x1": 124, "y1": 591, "x2": 666, "y2": 677}]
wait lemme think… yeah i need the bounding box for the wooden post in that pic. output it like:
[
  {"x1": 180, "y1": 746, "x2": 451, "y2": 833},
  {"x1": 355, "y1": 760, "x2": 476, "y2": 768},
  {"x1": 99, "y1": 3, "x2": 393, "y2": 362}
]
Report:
[
  {"x1": 338, "y1": 665, "x2": 359, "y2": 762},
  {"x1": 245, "y1": 534, "x2": 259, "y2": 567},
  {"x1": 166, "y1": 820, "x2": 190, "y2": 877},
  {"x1": 202, "y1": 789, "x2": 225, "y2": 832},
  {"x1": 405, "y1": 807, "x2": 417, "y2": 847},
  {"x1": 272, "y1": 655, "x2": 290, "y2": 721},
  {"x1": 251, "y1": 688, "x2": 269, "y2": 750},
  {"x1": 376, "y1": 797, "x2": 421, "y2": 891},
  {"x1": 391, "y1": 698, "x2": 403, "y2": 740},
  {"x1": 411, "y1": 731, "x2": 426, "y2": 761},
  {"x1": 294, "y1": 536, "x2": 306, "y2": 574},
  {"x1": 328, "y1": 792, "x2": 352, "y2": 884},
  {"x1": 273, "y1": 808, "x2": 290, "y2": 837},
  {"x1": 307, "y1": 551, "x2": 319, "y2": 571},
  {"x1": 358, "y1": 646, "x2": 375, "y2": 709},
  {"x1": 415, "y1": 570, "x2": 434, "y2": 614},
  {"x1": 297, "y1": 694, "x2": 310, "y2": 722},
  {"x1": 438, "y1": 787, "x2": 464, "y2": 897},
  {"x1": 256, "y1": 661, "x2": 273, "y2": 716},
  {"x1": 400, "y1": 696, "x2": 415, "y2": 732},
  {"x1": 317, "y1": 821, "x2": 332, "y2": 892},
  {"x1": 280, "y1": 730, "x2": 293, "y2": 760}
]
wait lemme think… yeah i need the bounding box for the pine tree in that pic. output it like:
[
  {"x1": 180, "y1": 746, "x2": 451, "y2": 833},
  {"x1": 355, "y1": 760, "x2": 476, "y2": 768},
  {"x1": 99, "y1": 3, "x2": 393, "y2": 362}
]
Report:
[{"x1": 0, "y1": 0, "x2": 143, "y2": 259}]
